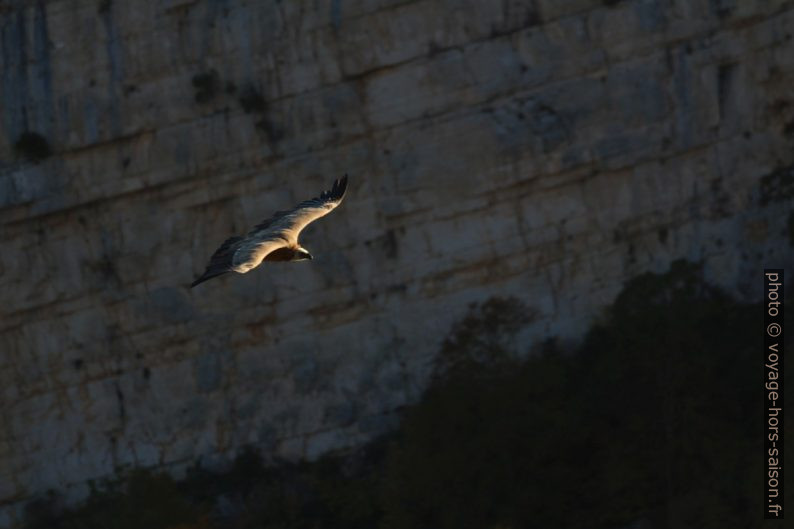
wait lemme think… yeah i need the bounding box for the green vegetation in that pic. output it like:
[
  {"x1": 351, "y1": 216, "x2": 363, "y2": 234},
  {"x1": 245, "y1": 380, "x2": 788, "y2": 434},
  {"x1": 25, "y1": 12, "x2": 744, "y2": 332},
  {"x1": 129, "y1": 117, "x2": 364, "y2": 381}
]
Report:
[
  {"x1": 25, "y1": 260, "x2": 787, "y2": 529},
  {"x1": 238, "y1": 86, "x2": 267, "y2": 114},
  {"x1": 14, "y1": 131, "x2": 51, "y2": 162},
  {"x1": 382, "y1": 260, "x2": 782, "y2": 529},
  {"x1": 25, "y1": 470, "x2": 206, "y2": 529},
  {"x1": 26, "y1": 446, "x2": 385, "y2": 529},
  {"x1": 759, "y1": 165, "x2": 794, "y2": 205},
  {"x1": 192, "y1": 70, "x2": 220, "y2": 104}
]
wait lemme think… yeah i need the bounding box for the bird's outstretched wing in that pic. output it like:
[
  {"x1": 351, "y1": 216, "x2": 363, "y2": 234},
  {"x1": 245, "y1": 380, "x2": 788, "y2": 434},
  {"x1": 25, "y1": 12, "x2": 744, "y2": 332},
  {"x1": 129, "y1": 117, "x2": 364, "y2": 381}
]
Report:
[
  {"x1": 191, "y1": 175, "x2": 348, "y2": 287},
  {"x1": 190, "y1": 235, "x2": 285, "y2": 287},
  {"x1": 248, "y1": 174, "x2": 348, "y2": 244}
]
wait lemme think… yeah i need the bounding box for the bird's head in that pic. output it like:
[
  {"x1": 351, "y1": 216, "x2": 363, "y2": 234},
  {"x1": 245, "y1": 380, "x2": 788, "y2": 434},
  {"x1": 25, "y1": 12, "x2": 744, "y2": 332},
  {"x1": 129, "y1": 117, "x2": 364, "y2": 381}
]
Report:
[{"x1": 294, "y1": 247, "x2": 313, "y2": 261}]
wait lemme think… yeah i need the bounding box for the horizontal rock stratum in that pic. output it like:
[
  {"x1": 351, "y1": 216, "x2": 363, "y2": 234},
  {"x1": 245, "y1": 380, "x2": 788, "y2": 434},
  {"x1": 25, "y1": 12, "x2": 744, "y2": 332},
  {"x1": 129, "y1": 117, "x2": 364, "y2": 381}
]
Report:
[{"x1": 1, "y1": 0, "x2": 793, "y2": 525}]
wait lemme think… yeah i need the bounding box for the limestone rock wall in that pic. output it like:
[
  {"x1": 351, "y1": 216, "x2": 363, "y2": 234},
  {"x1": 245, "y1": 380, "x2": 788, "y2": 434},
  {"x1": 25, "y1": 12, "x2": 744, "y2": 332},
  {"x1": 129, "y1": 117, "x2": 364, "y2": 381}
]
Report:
[{"x1": 1, "y1": 0, "x2": 793, "y2": 524}]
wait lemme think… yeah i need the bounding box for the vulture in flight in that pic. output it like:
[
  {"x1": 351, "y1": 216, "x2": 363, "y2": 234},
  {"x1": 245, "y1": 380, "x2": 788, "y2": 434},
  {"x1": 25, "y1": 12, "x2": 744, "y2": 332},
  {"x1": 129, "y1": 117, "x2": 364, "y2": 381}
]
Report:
[{"x1": 191, "y1": 175, "x2": 348, "y2": 287}]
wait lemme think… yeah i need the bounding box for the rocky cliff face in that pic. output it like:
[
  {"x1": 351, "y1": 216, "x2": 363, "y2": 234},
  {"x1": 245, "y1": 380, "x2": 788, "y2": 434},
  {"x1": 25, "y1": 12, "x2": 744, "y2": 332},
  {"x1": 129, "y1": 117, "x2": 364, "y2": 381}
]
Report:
[{"x1": 1, "y1": 0, "x2": 793, "y2": 524}]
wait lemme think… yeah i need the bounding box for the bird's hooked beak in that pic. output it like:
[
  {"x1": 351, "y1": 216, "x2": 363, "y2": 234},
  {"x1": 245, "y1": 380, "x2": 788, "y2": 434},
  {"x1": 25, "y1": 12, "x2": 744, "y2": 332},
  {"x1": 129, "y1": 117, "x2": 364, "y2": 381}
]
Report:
[{"x1": 306, "y1": 253, "x2": 313, "y2": 260}]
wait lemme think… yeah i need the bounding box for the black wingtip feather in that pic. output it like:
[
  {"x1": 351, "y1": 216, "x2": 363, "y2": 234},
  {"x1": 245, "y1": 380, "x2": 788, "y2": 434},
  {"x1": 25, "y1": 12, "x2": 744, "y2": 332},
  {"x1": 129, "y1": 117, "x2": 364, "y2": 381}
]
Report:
[
  {"x1": 329, "y1": 174, "x2": 348, "y2": 200},
  {"x1": 190, "y1": 269, "x2": 229, "y2": 288},
  {"x1": 191, "y1": 235, "x2": 241, "y2": 288}
]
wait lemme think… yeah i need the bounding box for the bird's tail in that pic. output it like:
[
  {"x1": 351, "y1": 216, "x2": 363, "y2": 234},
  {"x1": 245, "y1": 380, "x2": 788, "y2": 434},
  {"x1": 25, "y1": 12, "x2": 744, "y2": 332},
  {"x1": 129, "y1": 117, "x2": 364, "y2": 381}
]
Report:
[{"x1": 190, "y1": 269, "x2": 230, "y2": 288}]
